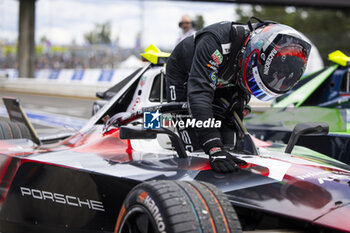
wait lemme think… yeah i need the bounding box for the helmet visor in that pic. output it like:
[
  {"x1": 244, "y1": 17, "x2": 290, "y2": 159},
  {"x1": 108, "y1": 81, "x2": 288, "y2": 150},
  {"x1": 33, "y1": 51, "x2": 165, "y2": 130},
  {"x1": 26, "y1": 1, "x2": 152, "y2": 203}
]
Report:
[{"x1": 260, "y1": 34, "x2": 311, "y2": 93}]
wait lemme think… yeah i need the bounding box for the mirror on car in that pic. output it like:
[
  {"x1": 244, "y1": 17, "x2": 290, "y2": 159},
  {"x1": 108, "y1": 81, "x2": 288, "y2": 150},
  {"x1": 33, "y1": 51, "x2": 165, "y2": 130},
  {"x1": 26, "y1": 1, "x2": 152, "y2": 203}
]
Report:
[
  {"x1": 119, "y1": 126, "x2": 188, "y2": 158},
  {"x1": 285, "y1": 122, "x2": 329, "y2": 154}
]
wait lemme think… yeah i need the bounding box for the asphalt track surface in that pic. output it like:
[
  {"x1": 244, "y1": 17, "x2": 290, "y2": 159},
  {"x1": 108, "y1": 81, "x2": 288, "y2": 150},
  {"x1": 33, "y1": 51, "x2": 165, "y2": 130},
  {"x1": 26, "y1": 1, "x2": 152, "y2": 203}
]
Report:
[
  {"x1": 0, "y1": 91, "x2": 95, "y2": 130},
  {"x1": 0, "y1": 91, "x2": 94, "y2": 119}
]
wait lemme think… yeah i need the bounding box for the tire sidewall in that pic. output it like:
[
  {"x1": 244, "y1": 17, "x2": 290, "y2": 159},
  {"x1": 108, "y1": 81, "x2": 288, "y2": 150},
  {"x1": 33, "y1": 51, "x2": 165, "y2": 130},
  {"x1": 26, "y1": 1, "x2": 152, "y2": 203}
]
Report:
[{"x1": 118, "y1": 183, "x2": 171, "y2": 233}]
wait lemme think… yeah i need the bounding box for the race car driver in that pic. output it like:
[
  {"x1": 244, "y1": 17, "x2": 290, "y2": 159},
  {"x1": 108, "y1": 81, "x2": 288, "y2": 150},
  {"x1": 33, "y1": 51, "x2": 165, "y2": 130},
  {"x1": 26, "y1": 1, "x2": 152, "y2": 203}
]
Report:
[{"x1": 165, "y1": 18, "x2": 311, "y2": 173}]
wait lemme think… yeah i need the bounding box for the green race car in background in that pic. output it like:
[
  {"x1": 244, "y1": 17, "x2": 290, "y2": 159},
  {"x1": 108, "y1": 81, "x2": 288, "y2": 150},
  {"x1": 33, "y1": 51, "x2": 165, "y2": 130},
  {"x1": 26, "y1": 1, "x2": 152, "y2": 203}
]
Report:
[{"x1": 245, "y1": 50, "x2": 350, "y2": 164}]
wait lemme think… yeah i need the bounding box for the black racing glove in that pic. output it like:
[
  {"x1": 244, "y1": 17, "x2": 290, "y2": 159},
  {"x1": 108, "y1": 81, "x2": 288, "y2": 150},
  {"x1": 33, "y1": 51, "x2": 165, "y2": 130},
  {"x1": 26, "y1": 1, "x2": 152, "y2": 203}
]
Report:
[
  {"x1": 209, "y1": 147, "x2": 246, "y2": 173},
  {"x1": 200, "y1": 132, "x2": 247, "y2": 173}
]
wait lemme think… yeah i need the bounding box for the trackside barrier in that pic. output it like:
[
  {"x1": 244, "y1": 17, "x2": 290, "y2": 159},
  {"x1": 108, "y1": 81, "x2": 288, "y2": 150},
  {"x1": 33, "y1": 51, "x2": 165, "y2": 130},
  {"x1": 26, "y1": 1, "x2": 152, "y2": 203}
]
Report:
[
  {"x1": 3, "y1": 68, "x2": 139, "y2": 84},
  {"x1": 0, "y1": 68, "x2": 144, "y2": 98}
]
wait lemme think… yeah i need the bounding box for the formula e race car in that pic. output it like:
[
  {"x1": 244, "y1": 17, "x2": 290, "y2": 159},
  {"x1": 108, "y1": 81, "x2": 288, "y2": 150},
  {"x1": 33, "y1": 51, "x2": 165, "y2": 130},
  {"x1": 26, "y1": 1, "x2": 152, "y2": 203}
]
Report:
[
  {"x1": 1, "y1": 45, "x2": 350, "y2": 233},
  {"x1": 245, "y1": 50, "x2": 350, "y2": 164}
]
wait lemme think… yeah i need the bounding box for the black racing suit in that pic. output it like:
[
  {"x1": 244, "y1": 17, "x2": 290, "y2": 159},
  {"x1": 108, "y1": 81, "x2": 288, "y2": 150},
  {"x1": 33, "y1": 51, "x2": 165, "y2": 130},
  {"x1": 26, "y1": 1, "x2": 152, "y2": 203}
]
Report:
[{"x1": 166, "y1": 21, "x2": 250, "y2": 154}]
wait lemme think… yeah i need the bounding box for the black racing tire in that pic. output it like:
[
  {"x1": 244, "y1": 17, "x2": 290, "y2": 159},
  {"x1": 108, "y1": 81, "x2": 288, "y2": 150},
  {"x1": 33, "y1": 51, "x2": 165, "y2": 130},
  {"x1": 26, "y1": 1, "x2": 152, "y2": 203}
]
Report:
[
  {"x1": 0, "y1": 120, "x2": 31, "y2": 140},
  {"x1": 115, "y1": 180, "x2": 242, "y2": 233}
]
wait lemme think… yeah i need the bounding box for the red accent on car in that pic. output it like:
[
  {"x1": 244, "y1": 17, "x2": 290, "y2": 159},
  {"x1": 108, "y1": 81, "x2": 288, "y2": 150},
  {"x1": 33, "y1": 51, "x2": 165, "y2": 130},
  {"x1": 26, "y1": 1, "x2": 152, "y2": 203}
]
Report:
[
  {"x1": 73, "y1": 128, "x2": 132, "y2": 162},
  {"x1": 252, "y1": 136, "x2": 272, "y2": 147},
  {"x1": 314, "y1": 205, "x2": 350, "y2": 233}
]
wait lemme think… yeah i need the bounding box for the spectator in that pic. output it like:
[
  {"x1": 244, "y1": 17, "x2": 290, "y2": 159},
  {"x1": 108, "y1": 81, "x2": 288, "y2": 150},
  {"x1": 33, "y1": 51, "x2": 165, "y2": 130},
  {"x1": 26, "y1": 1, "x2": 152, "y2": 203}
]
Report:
[{"x1": 176, "y1": 15, "x2": 196, "y2": 45}]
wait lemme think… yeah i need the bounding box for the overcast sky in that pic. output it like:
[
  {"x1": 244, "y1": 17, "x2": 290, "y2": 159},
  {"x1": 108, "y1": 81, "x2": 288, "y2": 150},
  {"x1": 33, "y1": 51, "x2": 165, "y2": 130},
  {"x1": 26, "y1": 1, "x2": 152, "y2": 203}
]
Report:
[{"x1": 0, "y1": 0, "x2": 241, "y2": 49}]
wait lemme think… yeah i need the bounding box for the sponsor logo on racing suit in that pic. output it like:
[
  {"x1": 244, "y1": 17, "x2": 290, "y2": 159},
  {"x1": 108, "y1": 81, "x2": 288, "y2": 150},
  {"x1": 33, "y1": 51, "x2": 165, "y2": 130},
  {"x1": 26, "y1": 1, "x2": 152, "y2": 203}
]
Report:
[
  {"x1": 221, "y1": 43, "x2": 231, "y2": 55},
  {"x1": 207, "y1": 63, "x2": 218, "y2": 72},
  {"x1": 209, "y1": 72, "x2": 217, "y2": 84},
  {"x1": 212, "y1": 50, "x2": 223, "y2": 65},
  {"x1": 209, "y1": 60, "x2": 219, "y2": 69}
]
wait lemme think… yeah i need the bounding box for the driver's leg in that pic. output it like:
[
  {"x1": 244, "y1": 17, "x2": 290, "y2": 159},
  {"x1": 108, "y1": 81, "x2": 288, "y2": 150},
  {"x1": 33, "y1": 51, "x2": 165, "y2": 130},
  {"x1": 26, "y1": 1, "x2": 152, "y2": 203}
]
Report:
[{"x1": 175, "y1": 115, "x2": 201, "y2": 152}]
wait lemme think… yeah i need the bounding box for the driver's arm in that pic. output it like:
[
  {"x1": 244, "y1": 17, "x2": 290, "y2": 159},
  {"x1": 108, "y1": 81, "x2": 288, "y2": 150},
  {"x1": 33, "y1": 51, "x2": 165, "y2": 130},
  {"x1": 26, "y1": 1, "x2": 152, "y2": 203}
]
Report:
[
  {"x1": 188, "y1": 34, "x2": 246, "y2": 173},
  {"x1": 187, "y1": 34, "x2": 223, "y2": 153}
]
